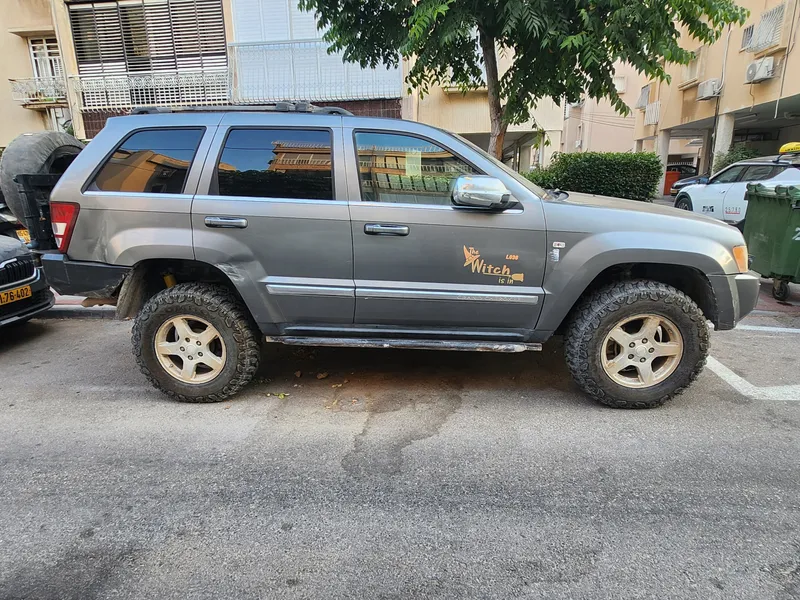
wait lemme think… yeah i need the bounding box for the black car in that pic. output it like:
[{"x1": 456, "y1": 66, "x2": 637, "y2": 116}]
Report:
[
  {"x1": 0, "y1": 236, "x2": 53, "y2": 327},
  {"x1": 669, "y1": 173, "x2": 709, "y2": 196}
]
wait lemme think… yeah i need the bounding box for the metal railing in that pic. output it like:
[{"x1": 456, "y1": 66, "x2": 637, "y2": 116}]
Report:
[
  {"x1": 229, "y1": 41, "x2": 403, "y2": 103},
  {"x1": 644, "y1": 101, "x2": 660, "y2": 125},
  {"x1": 9, "y1": 77, "x2": 67, "y2": 106},
  {"x1": 70, "y1": 70, "x2": 229, "y2": 111}
]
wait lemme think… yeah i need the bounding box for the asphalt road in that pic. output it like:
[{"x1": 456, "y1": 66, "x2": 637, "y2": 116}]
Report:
[{"x1": 1, "y1": 316, "x2": 799, "y2": 600}]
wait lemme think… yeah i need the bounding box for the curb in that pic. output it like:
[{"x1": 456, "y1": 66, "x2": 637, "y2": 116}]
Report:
[{"x1": 40, "y1": 305, "x2": 117, "y2": 320}]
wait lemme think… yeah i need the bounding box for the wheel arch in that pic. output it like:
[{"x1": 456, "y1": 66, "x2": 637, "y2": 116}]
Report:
[{"x1": 116, "y1": 258, "x2": 251, "y2": 320}]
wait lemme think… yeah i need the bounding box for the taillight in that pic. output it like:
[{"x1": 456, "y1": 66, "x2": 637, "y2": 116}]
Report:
[{"x1": 50, "y1": 202, "x2": 80, "y2": 252}]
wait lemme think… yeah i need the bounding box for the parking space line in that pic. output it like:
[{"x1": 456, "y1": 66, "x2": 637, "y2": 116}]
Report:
[{"x1": 706, "y1": 357, "x2": 800, "y2": 402}]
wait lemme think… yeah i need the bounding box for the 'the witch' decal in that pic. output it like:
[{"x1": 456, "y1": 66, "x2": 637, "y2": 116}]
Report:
[{"x1": 463, "y1": 246, "x2": 524, "y2": 284}]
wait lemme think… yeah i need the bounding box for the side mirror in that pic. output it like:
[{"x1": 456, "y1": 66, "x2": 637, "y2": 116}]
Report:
[
  {"x1": 698, "y1": 176, "x2": 710, "y2": 184},
  {"x1": 452, "y1": 175, "x2": 518, "y2": 210}
]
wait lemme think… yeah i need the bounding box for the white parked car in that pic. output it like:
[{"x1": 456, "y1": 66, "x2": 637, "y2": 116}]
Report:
[{"x1": 673, "y1": 155, "x2": 800, "y2": 230}]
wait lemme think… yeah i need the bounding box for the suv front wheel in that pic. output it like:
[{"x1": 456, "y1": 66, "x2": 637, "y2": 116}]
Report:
[
  {"x1": 565, "y1": 280, "x2": 709, "y2": 408},
  {"x1": 132, "y1": 283, "x2": 261, "y2": 402}
]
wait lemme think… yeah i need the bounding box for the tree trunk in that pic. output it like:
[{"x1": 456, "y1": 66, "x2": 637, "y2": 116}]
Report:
[{"x1": 478, "y1": 28, "x2": 507, "y2": 160}]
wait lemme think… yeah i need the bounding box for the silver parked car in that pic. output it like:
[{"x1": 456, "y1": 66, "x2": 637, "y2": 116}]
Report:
[{"x1": 1, "y1": 104, "x2": 758, "y2": 408}]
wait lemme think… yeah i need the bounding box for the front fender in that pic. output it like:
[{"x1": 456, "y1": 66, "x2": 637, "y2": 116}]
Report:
[{"x1": 535, "y1": 231, "x2": 739, "y2": 332}]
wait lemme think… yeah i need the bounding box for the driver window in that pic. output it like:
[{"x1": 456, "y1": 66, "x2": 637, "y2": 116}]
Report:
[
  {"x1": 711, "y1": 165, "x2": 746, "y2": 184},
  {"x1": 354, "y1": 132, "x2": 478, "y2": 205}
]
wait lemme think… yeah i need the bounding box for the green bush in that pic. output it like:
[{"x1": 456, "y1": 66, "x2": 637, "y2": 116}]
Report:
[
  {"x1": 712, "y1": 144, "x2": 762, "y2": 173},
  {"x1": 524, "y1": 151, "x2": 663, "y2": 201}
]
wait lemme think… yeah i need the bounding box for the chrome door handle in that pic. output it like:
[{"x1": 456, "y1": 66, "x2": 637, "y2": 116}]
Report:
[
  {"x1": 364, "y1": 223, "x2": 410, "y2": 236},
  {"x1": 205, "y1": 216, "x2": 248, "y2": 229}
]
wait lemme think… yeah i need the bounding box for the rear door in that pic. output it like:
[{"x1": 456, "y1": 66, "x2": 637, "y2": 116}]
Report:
[
  {"x1": 343, "y1": 124, "x2": 547, "y2": 337},
  {"x1": 192, "y1": 113, "x2": 354, "y2": 330}
]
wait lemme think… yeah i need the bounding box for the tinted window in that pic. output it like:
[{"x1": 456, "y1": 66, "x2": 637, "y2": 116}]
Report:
[
  {"x1": 355, "y1": 132, "x2": 478, "y2": 205},
  {"x1": 216, "y1": 129, "x2": 333, "y2": 200},
  {"x1": 92, "y1": 128, "x2": 204, "y2": 194},
  {"x1": 711, "y1": 165, "x2": 746, "y2": 184},
  {"x1": 742, "y1": 164, "x2": 781, "y2": 181}
]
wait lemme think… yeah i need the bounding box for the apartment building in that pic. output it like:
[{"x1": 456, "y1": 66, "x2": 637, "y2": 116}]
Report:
[
  {"x1": 1, "y1": 0, "x2": 68, "y2": 146},
  {"x1": 634, "y1": 0, "x2": 800, "y2": 189},
  {"x1": 2, "y1": 0, "x2": 562, "y2": 169}
]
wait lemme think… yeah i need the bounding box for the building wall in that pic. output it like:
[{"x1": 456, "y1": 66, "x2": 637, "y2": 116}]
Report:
[
  {"x1": 634, "y1": 0, "x2": 800, "y2": 146},
  {"x1": 0, "y1": 0, "x2": 54, "y2": 146},
  {"x1": 414, "y1": 52, "x2": 564, "y2": 167},
  {"x1": 562, "y1": 62, "x2": 648, "y2": 154}
]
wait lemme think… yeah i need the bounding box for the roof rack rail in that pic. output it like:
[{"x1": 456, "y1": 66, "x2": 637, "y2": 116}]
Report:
[{"x1": 129, "y1": 103, "x2": 353, "y2": 116}]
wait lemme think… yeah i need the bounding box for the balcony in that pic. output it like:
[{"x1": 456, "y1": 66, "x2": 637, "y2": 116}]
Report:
[
  {"x1": 229, "y1": 41, "x2": 403, "y2": 104},
  {"x1": 9, "y1": 77, "x2": 67, "y2": 108},
  {"x1": 70, "y1": 70, "x2": 229, "y2": 111},
  {"x1": 644, "y1": 101, "x2": 660, "y2": 126}
]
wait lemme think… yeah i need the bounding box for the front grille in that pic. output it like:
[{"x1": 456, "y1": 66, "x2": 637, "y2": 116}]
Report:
[
  {"x1": 0, "y1": 255, "x2": 36, "y2": 287},
  {"x1": 0, "y1": 288, "x2": 50, "y2": 319}
]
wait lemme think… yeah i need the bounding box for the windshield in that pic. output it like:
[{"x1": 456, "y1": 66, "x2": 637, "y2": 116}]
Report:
[{"x1": 452, "y1": 133, "x2": 549, "y2": 199}]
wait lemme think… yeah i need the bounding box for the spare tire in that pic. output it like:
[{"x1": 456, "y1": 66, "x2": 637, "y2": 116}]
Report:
[{"x1": 0, "y1": 131, "x2": 84, "y2": 220}]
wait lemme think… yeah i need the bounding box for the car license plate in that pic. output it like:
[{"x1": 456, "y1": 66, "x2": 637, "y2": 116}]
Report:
[
  {"x1": 17, "y1": 229, "x2": 31, "y2": 244},
  {"x1": 0, "y1": 285, "x2": 32, "y2": 306}
]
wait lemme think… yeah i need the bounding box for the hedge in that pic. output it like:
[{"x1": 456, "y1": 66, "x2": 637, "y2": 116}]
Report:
[
  {"x1": 524, "y1": 151, "x2": 663, "y2": 201},
  {"x1": 712, "y1": 144, "x2": 761, "y2": 172}
]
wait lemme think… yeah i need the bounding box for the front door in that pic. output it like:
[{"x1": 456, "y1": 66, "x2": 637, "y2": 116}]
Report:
[
  {"x1": 697, "y1": 164, "x2": 747, "y2": 218},
  {"x1": 192, "y1": 115, "x2": 353, "y2": 330},
  {"x1": 344, "y1": 127, "x2": 547, "y2": 337}
]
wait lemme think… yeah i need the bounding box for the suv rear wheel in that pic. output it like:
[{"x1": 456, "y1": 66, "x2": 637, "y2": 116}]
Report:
[
  {"x1": 565, "y1": 280, "x2": 709, "y2": 408},
  {"x1": 132, "y1": 283, "x2": 261, "y2": 402}
]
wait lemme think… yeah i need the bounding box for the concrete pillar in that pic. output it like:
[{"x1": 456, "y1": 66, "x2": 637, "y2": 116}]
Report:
[
  {"x1": 518, "y1": 144, "x2": 533, "y2": 172},
  {"x1": 655, "y1": 129, "x2": 670, "y2": 196},
  {"x1": 698, "y1": 129, "x2": 712, "y2": 174},
  {"x1": 713, "y1": 113, "x2": 735, "y2": 158},
  {"x1": 634, "y1": 139, "x2": 643, "y2": 153}
]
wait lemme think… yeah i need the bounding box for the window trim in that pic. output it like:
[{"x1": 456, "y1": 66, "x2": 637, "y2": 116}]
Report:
[
  {"x1": 83, "y1": 126, "x2": 207, "y2": 195},
  {"x1": 351, "y1": 128, "x2": 485, "y2": 206},
  {"x1": 710, "y1": 164, "x2": 748, "y2": 184},
  {"x1": 209, "y1": 126, "x2": 336, "y2": 201}
]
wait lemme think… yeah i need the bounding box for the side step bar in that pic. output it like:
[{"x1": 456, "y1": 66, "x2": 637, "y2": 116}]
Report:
[{"x1": 265, "y1": 336, "x2": 542, "y2": 352}]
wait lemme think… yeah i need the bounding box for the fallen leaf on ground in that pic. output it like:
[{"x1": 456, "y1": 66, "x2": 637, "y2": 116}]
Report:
[
  {"x1": 294, "y1": 371, "x2": 302, "y2": 378},
  {"x1": 316, "y1": 372, "x2": 329, "y2": 380}
]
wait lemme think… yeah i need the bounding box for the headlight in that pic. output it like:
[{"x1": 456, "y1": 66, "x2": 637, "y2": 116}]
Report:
[{"x1": 733, "y1": 245, "x2": 749, "y2": 273}]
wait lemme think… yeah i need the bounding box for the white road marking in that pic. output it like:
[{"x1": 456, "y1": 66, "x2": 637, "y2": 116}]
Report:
[
  {"x1": 706, "y1": 357, "x2": 800, "y2": 401},
  {"x1": 735, "y1": 324, "x2": 800, "y2": 334}
]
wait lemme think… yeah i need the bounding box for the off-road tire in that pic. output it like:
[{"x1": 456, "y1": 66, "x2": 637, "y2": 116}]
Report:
[
  {"x1": 0, "y1": 132, "x2": 84, "y2": 220},
  {"x1": 132, "y1": 283, "x2": 261, "y2": 402},
  {"x1": 564, "y1": 280, "x2": 709, "y2": 409},
  {"x1": 674, "y1": 195, "x2": 693, "y2": 211}
]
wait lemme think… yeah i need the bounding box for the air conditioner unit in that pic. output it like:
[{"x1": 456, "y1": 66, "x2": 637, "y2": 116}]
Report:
[
  {"x1": 745, "y1": 57, "x2": 775, "y2": 83},
  {"x1": 696, "y1": 78, "x2": 721, "y2": 100}
]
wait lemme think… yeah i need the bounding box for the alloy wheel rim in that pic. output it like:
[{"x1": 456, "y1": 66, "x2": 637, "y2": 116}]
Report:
[
  {"x1": 600, "y1": 313, "x2": 684, "y2": 389},
  {"x1": 154, "y1": 315, "x2": 227, "y2": 384}
]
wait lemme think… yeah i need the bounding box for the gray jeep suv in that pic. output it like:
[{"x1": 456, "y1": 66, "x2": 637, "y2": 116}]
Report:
[{"x1": 35, "y1": 105, "x2": 758, "y2": 408}]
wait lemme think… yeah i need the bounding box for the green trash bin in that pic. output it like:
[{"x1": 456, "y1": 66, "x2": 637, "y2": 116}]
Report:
[{"x1": 743, "y1": 182, "x2": 800, "y2": 301}]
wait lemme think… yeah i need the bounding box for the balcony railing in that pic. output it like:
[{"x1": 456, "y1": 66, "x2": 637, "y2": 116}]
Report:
[
  {"x1": 70, "y1": 70, "x2": 229, "y2": 111},
  {"x1": 229, "y1": 41, "x2": 403, "y2": 104},
  {"x1": 9, "y1": 77, "x2": 68, "y2": 107},
  {"x1": 644, "y1": 101, "x2": 660, "y2": 125}
]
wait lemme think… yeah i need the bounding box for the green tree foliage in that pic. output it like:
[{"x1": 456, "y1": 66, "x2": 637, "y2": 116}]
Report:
[
  {"x1": 524, "y1": 152, "x2": 663, "y2": 201},
  {"x1": 299, "y1": 0, "x2": 748, "y2": 158},
  {"x1": 712, "y1": 144, "x2": 762, "y2": 173}
]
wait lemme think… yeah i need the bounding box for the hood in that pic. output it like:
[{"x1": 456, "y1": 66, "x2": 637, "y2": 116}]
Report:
[
  {"x1": 0, "y1": 235, "x2": 29, "y2": 261},
  {"x1": 543, "y1": 190, "x2": 745, "y2": 251},
  {"x1": 558, "y1": 191, "x2": 723, "y2": 225}
]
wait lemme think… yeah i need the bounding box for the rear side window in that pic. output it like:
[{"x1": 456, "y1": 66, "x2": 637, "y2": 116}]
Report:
[
  {"x1": 742, "y1": 164, "x2": 782, "y2": 181},
  {"x1": 215, "y1": 129, "x2": 334, "y2": 200},
  {"x1": 92, "y1": 128, "x2": 204, "y2": 194}
]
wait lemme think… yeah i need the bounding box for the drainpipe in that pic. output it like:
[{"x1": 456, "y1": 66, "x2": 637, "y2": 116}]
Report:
[{"x1": 707, "y1": 26, "x2": 733, "y2": 172}]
